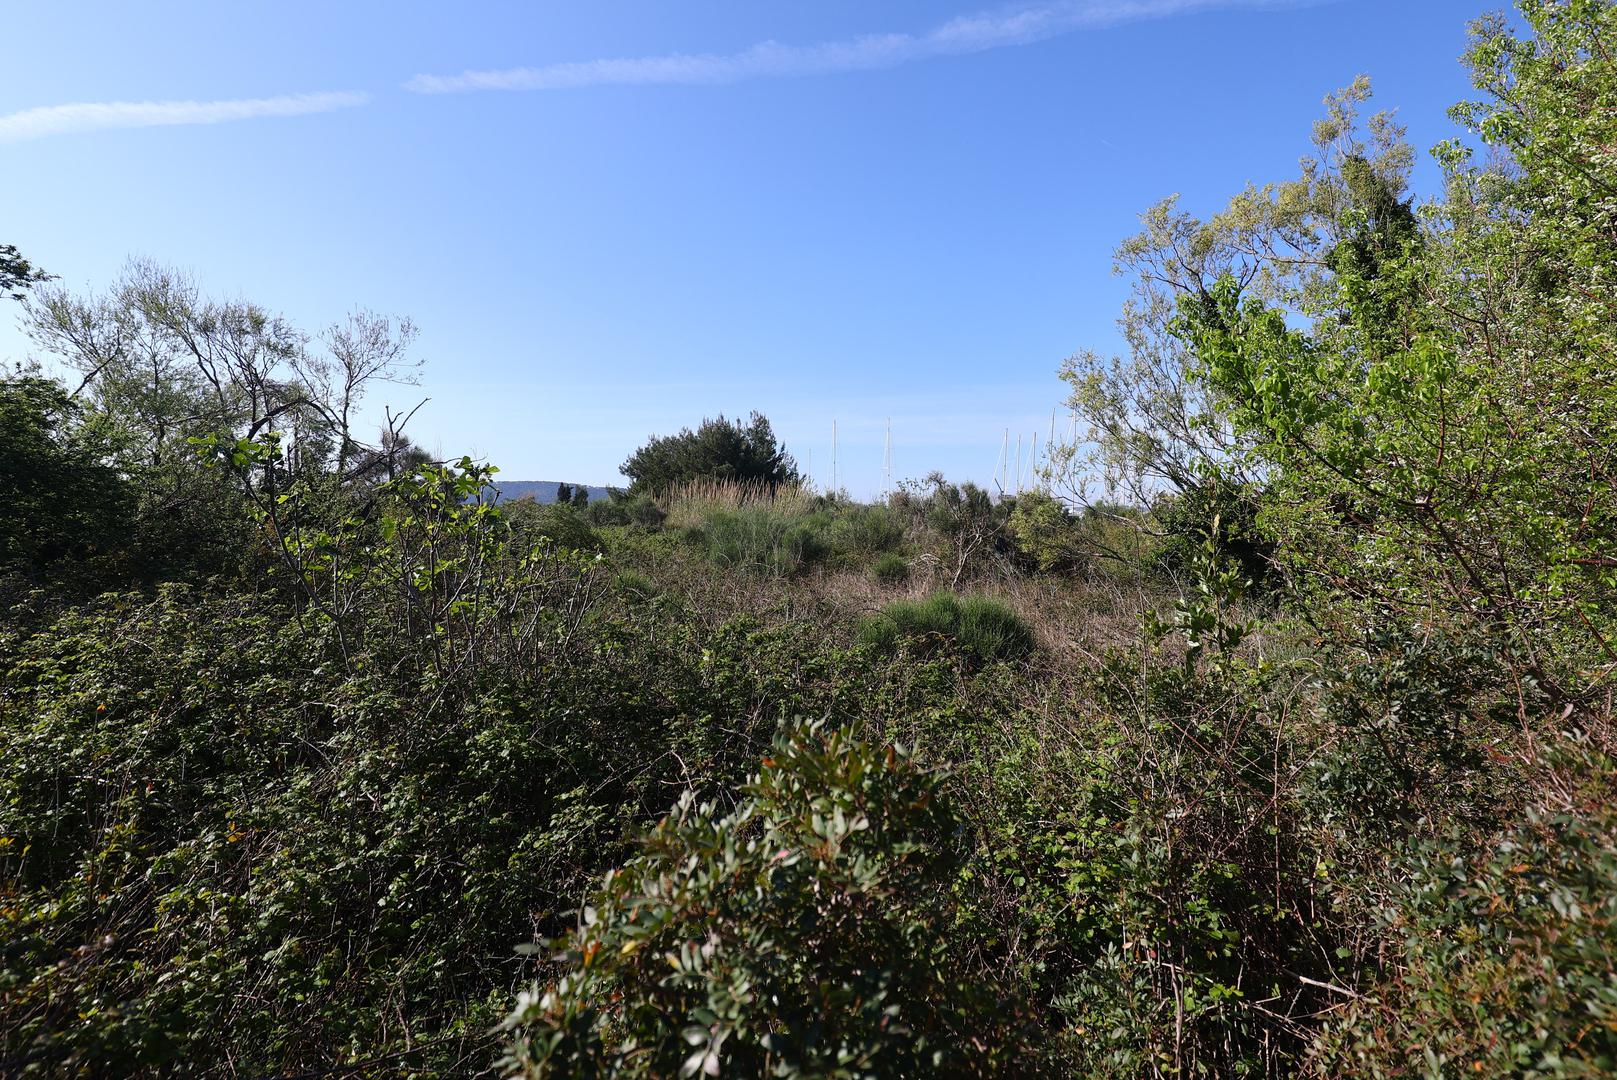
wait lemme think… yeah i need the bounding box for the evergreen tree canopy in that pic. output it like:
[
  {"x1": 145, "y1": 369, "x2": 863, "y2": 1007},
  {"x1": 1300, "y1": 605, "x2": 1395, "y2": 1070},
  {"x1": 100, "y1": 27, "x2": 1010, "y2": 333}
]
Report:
[{"x1": 620, "y1": 411, "x2": 799, "y2": 496}]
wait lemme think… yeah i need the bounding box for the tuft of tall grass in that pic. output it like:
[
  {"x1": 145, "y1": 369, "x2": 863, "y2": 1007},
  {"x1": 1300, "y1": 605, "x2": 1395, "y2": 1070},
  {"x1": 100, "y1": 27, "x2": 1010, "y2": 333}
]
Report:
[
  {"x1": 662, "y1": 477, "x2": 816, "y2": 531},
  {"x1": 872, "y1": 552, "x2": 910, "y2": 585},
  {"x1": 827, "y1": 505, "x2": 907, "y2": 557},
  {"x1": 858, "y1": 592, "x2": 1035, "y2": 663},
  {"x1": 686, "y1": 507, "x2": 833, "y2": 577}
]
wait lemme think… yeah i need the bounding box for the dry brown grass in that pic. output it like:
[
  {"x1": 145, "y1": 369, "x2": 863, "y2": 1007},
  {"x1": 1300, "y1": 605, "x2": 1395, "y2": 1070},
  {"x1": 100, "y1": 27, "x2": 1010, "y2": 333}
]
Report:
[{"x1": 660, "y1": 477, "x2": 818, "y2": 530}]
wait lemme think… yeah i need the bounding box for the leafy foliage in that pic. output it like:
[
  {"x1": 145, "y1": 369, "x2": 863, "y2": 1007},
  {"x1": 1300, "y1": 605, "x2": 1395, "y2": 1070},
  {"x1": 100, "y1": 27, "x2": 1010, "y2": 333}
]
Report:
[
  {"x1": 0, "y1": 244, "x2": 52, "y2": 301},
  {"x1": 0, "y1": 375, "x2": 132, "y2": 581},
  {"x1": 503, "y1": 724, "x2": 1025, "y2": 1079},
  {"x1": 1317, "y1": 741, "x2": 1617, "y2": 1078},
  {"x1": 4, "y1": 5, "x2": 1616, "y2": 1077}
]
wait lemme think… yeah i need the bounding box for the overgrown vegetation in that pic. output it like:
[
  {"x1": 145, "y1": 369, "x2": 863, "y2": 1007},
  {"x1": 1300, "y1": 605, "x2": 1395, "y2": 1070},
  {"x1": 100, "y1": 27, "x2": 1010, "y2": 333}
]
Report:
[
  {"x1": 858, "y1": 593, "x2": 1035, "y2": 665},
  {"x1": 3, "y1": 4, "x2": 1615, "y2": 1076}
]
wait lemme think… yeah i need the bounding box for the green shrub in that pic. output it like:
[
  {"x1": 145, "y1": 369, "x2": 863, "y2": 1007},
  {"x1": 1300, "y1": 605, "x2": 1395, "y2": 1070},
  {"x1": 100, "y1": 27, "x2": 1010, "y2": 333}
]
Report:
[
  {"x1": 621, "y1": 412, "x2": 799, "y2": 497},
  {"x1": 0, "y1": 376, "x2": 134, "y2": 577},
  {"x1": 501, "y1": 723, "x2": 1028, "y2": 1078},
  {"x1": 897, "y1": 475, "x2": 1009, "y2": 584},
  {"x1": 1006, "y1": 491, "x2": 1077, "y2": 571},
  {"x1": 586, "y1": 491, "x2": 666, "y2": 531},
  {"x1": 1316, "y1": 740, "x2": 1617, "y2": 1077},
  {"x1": 872, "y1": 552, "x2": 910, "y2": 585},
  {"x1": 858, "y1": 593, "x2": 1034, "y2": 664},
  {"x1": 0, "y1": 577, "x2": 887, "y2": 1074},
  {"x1": 504, "y1": 499, "x2": 602, "y2": 551},
  {"x1": 613, "y1": 570, "x2": 659, "y2": 601},
  {"x1": 1150, "y1": 481, "x2": 1272, "y2": 590},
  {"x1": 687, "y1": 507, "x2": 832, "y2": 576},
  {"x1": 827, "y1": 504, "x2": 907, "y2": 558}
]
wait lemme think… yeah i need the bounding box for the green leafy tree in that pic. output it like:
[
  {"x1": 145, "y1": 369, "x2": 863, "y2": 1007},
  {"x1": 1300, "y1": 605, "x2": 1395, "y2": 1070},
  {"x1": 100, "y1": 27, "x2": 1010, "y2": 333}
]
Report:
[
  {"x1": 25, "y1": 261, "x2": 422, "y2": 579},
  {"x1": 0, "y1": 374, "x2": 132, "y2": 576},
  {"x1": 1175, "y1": 2, "x2": 1617, "y2": 705},
  {"x1": 1052, "y1": 78, "x2": 1414, "y2": 573},
  {"x1": 621, "y1": 412, "x2": 799, "y2": 496},
  {"x1": 554, "y1": 482, "x2": 573, "y2": 507},
  {"x1": 1, "y1": 244, "x2": 52, "y2": 301}
]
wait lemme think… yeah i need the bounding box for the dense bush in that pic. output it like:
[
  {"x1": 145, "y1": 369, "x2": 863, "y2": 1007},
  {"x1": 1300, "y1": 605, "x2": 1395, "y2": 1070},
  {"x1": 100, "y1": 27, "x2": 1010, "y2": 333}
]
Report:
[
  {"x1": 0, "y1": 457, "x2": 917, "y2": 1075},
  {"x1": 504, "y1": 498, "x2": 603, "y2": 552},
  {"x1": 1005, "y1": 491, "x2": 1077, "y2": 572},
  {"x1": 858, "y1": 593, "x2": 1034, "y2": 665},
  {"x1": 0, "y1": 375, "x2": 133, "y2": 580},
  {"x1": 502, "y1": 723, "x2": 1028, "y2": 1078},
  {"x1": 1317, "y1": 740, "x2": 1617, "y2": 1077},
  {"x1": 826, "y1": 504, "x2": 908, "y2": 558},
  {"x1": 1149, "y1": 481, "x2": 1272, "y2": 590},
  {"x1": 901, "y1": 475, "x2": 1009, "y2": 586},
  {"x1": 585, "y1": 490, "x2": 667, "y2": 530},
  {"x1": 872, "y1": 551, "x2": 910, "y2": 584}
]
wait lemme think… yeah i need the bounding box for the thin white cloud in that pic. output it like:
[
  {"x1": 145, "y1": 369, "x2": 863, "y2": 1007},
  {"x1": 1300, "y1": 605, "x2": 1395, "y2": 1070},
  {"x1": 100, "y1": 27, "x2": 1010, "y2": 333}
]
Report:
[
  {"x1": 0, "y1": 91, "x2": 371, "y2": 143},
  {"x1": 408, "y1": 0, "x2": 1294, "y2": 94}
]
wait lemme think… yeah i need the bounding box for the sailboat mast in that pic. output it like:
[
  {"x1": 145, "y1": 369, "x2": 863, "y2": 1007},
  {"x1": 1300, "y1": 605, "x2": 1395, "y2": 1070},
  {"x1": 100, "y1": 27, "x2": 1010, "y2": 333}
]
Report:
[
  {"x1": 883, "y1": 418, "x2": 892, "y2": 500},
  {"x1": 999, "y1": 429, "x2": 1009, "y2": 495}
]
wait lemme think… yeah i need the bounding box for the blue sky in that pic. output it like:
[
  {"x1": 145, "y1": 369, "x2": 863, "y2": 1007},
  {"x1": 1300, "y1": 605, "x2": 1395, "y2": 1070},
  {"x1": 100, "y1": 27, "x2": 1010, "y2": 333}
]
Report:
[{"x1": 3, "y1": 0, "x2": 1488, "y2": 495}]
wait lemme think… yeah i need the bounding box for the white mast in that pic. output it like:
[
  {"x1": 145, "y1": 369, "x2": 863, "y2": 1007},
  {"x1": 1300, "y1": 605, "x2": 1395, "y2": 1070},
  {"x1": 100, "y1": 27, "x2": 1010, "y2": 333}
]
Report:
[
  {"x1": 831, "y1": 419, "x2": 838, "y2": 497},
  {"x1": 999, "y1": 429, "x2": 1009, "y2": 494},
  {"x1": 1015, "y1": 433, "x2": 1023, "y2": 495},
  {"x1": 883, "y1": 418, "x2": 892, "y2": 500}
]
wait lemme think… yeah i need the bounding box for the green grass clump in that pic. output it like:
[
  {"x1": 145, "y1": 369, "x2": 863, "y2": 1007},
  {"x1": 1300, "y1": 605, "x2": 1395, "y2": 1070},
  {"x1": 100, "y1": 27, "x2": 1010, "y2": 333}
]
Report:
[
  {"x1": 686, "y1": 507, "x2": 832, "y2": 576},
  {"x1": 871, "y1": 552, "x2": 910, "y2": 584},
  {"x1": 613, "y1": 570, "x2": 659, "y2": 601},
  {"x1": 827, "y1": 505, "x2": 907, "y2": 558},
  {"x1": 858, "y1": 592, "x2": 1034, "y2": 663}
]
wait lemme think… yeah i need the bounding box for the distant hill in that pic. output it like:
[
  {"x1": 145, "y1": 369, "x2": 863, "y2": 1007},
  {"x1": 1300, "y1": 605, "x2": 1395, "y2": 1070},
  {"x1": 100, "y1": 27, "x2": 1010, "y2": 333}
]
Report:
[{"x1": 486, "y1": 480, "x2": 614, "y2": 505}]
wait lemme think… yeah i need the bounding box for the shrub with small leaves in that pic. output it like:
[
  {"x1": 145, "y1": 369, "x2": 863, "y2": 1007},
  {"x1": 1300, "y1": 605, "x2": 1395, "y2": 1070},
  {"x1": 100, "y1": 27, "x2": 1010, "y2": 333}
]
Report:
[
  {"x1": 827, "y1": 505, "x2": 907, "y2": 559},
  {"x1": 1315, "y1": 739, "x2": 1617, "y2": 1078}
]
